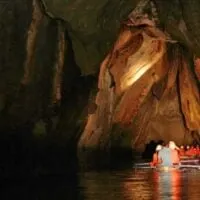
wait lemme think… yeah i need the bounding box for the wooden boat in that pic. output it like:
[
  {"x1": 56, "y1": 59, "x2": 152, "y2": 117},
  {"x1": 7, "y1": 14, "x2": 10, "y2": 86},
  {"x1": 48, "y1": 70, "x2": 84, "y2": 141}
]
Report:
[
  {"x1": 133, "y1": 161, "x2": 200, "y2": 171},
  {"x1": 133, "y1": 165, "x2": 200, "y2": 172}
]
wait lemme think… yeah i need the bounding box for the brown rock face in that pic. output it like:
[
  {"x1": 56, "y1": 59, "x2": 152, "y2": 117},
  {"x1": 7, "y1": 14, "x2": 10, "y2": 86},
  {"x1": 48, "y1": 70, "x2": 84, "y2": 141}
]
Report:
[
  {"x1": 79, "y1": 5, "x2": 200, "y2": 156},
  {"x1": 2, "y1": 0, "x2": 200, "y2": 171},
  {"x1": 0, "y1": 0, "x2": 88, "y2": 137},
  {"x1": 0, "y1": 0, "x2": 62, "y2": 131},
  {"x1": 179, "y1": 54, "x2": 200, "y2": 130},
  {"x1": 0, "y1": 0, "x2": 95, "y2": 174}
]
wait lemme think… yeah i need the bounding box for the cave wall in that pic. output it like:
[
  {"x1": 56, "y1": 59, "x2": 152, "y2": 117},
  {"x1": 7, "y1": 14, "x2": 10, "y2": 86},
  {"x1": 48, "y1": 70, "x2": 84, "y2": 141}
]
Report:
[
  {"x1": 78, "y1": 0, "x2": 200, "y2": 157},
  {"x1": 0, "y1": 0, "x2": 60, "y2": 132},
  {"x1": 1, "y1": 0, "x2": 200, "y2": 170},
  {"x1": 0, "y1": 0, "x2": 95, "y2": 175},
  {"x1": 1, "y1": 0, "x2": 197, "y2": 143},
  {"x1": 0, "y1": 0, "x2": 91, "y2": 138},
  {"x1": 132, "y1": 81, "x2": 193, "y2": 151}
]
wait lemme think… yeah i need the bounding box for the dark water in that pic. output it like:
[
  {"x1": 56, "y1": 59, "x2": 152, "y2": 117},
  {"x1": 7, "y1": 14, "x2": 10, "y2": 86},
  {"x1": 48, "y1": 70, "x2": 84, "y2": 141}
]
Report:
[{"x1": 1, "y1": 168, "x2": 200, "y2": 200}]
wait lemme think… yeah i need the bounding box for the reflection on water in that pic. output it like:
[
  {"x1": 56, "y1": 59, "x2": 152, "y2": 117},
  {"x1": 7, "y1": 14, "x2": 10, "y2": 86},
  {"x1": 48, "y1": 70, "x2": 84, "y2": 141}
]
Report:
[{"x1": 2, "y1": 168, "x2": 200, "y2": 200}]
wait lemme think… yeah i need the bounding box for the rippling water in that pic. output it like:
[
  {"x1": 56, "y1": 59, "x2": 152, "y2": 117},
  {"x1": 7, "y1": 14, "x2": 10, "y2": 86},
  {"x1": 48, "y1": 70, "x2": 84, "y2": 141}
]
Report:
[{"x1": 1, "y1": 168, "x2": 200, "y2": 200}]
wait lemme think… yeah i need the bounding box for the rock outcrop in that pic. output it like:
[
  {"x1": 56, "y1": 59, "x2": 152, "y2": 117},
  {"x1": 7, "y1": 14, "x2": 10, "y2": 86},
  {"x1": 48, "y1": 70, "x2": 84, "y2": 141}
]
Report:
[
  {"x1": 1, "y1": 0, "x2": 200, "y2": 171},
  {"x1": 78, "y1": 1, "x2": 200, "y2": 160}
]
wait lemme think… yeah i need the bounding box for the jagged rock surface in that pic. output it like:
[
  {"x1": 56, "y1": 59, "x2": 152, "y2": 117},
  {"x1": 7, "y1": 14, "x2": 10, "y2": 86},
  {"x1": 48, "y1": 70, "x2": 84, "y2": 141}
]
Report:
[{"x1": 1, "y1": 0, "x2": 200, "y2": 170}]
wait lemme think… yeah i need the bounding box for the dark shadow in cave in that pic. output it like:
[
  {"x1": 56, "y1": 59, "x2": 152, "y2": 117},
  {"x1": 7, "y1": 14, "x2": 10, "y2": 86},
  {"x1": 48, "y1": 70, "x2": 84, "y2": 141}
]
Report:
[
  {"x1": 0, "y1": 23, "x2": 98, "y2": 178},
  {"x1": 0, "y1": 173, "x2": 83, "y2": 200},
  {"x1": 142, "y1": 140, "x2": 165, "y2": 160}
]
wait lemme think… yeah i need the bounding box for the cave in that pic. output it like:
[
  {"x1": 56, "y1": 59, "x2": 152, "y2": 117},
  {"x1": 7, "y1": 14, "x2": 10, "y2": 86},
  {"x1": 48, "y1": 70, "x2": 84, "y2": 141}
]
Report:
[{"x1": 1, "y1": 0, "x2": 200, "y2": 175}]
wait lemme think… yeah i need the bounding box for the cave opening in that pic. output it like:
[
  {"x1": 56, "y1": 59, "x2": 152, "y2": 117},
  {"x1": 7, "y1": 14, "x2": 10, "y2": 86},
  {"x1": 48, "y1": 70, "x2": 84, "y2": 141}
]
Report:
[{"x1": 1, "y1": 0, "x2": 200, "y2": 175}]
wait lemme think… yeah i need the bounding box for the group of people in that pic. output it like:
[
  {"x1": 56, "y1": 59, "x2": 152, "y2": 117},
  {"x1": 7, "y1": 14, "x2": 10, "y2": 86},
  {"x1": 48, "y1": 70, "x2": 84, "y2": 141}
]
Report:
[
  {"x1": 150, "y1": 141, "x2": 200, "y2": 167},
  {"x1": 179, "y1": 144, "x2": 200, "y2": 157},
  {"x1": 150, "y1": 141, "x2": 180, "y2": 167}
]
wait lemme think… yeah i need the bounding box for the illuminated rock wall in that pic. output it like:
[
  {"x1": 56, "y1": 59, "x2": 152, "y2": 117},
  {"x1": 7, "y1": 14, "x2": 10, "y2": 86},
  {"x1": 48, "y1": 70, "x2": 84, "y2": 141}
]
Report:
[{"x1": 79, "y1": 3, "x2": 200, "y2": 154}]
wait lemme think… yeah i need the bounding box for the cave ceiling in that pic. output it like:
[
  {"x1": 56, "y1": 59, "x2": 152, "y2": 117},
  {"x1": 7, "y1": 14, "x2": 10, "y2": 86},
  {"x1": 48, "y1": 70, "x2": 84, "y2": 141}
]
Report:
[
  {"x1": 42, "y1": 0, "x2": 140, "y2": 74},
  {"x1": 42, "y1": 0, "x2": 200, "y2": 74}
]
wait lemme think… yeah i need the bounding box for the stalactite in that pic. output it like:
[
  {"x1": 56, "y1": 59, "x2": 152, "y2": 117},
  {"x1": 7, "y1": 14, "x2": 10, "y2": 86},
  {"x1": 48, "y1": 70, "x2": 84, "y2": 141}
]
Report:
[
  {"x1": 179, "y1": 54, "x2": 200, "y2": 130},
  {"x1": 128, "y1": 0, "x2": 156, "y2": 27},
  {"x1": 78, "y1": 55, "x2": 116, "y2": 149},
  {"x1": 131, "y1": 94, "x2": 156, "y2": 148},
  {"x1": 194, "y1": 57, "x2": 200, "y2": 81},
  {"x1": 165, "y1": 50, "x2": 179, "y2": 89},
  {"x1": 52, "y1": 21, "x2": 65, "y2": 104},
  {"x1": 160, "y1": 46, "x2": 180, "y2": 98},
  {"x1": 21, "y1": 0, "x2": 43, "y2": 85}
]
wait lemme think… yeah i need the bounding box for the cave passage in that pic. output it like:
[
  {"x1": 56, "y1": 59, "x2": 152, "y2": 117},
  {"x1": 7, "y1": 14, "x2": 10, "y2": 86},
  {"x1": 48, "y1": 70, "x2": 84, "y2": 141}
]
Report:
[{"x1": 2, "y1": 0, "x2": 200, "y2": 176}]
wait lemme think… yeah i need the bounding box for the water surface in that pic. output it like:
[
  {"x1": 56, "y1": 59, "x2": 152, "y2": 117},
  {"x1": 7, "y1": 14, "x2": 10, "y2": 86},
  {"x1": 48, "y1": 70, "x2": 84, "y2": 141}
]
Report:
[{"x1": 1, "y1": 168, "x2": 200, "y2": 200}]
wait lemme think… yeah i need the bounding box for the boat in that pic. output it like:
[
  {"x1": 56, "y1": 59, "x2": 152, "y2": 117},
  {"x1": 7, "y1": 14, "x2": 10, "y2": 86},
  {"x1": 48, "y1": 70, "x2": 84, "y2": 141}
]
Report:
[{"x1": 133, "y1": 159, "x2": 200, "y2": 171}]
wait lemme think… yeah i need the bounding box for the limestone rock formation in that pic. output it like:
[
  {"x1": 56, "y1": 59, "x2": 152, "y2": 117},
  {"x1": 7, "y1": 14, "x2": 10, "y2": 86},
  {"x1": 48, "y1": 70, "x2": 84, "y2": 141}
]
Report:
[
  {"x1": 78, "y1": 0, "x2": 200, "y2": 157},
  {"x1": 1, "y1": 0, "x2": 200, "y2": 171}
]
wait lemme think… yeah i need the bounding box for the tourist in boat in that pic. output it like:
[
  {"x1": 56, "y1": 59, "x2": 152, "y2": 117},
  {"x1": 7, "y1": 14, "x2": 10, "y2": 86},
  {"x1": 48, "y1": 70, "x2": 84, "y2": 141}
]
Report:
[
  {"x1": 169, "y1": 141, "x2": 180, "y2": 165},
  {"x1": 158, "y1": 141, "x2": 180, "y2": 167},
  {"x1": 150, "y1": 144, "x2": 162, "y2": 167},
  {"x1": 185, "y1": 145, "x2": 196, "y2": 157},
  {"x1": 196, "y1": 145, "x2": 200, "y2": 156},
  {"x1": 158, "y1": 143, "x2": 173, "y2": 167},
  {"x1": 179, "y1": 145, "x2": 185, "y2": 156},
  {"x1": 192, "y1": 145, "x2": 198, "y2": 157},
  {"x1": 185, "y1": 145, "x2": 191, "y2": 156}
]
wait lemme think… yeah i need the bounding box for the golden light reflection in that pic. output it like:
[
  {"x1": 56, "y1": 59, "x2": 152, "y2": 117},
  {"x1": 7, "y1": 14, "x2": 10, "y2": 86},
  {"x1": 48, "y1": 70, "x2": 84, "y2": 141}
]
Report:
[
  {"x1": 122, "y1": 170, "x2": 155, "y2": 200},
  {"x1": 156, "y1": 169, "x2": 182, "y2": 200},
  {"x1": 187, "y1": 171, "x2": 200, "y2": 199},
  {"x1": 122, "y1": 169, "x2": 182, "y2": 200},
  {"x1": 78, "y1": 169, "x2": 200, "y2": 200}
]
